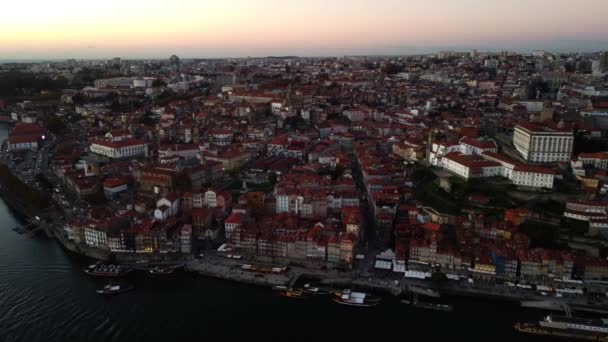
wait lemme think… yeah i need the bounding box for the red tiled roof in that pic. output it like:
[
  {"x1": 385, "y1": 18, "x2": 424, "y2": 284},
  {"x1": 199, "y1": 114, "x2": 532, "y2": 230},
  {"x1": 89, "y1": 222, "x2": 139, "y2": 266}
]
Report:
[
  {"x1": 460, "y1": 137, "x2": 497, "y2": 149},
  {"x1": 92, "y1": 138, "x2": 147, "y2": 149},
  {"x1": 513, "y1": 165, "x2": 556, "y2": 175}
]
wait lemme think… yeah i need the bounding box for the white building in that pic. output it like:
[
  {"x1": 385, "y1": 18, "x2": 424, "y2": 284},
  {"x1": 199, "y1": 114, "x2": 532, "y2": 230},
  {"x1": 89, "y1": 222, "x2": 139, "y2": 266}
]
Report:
[
  {"x1": 429, "y1": 142, "x2": 461, "y2": 166},
  {"x1": 511, "y1": 165, "x2": 555, "y2": 189},
  {"x1": 439, "y1": 151, "x2": 557, "y2": 189},
  {"x1": 90, "y1": 139, "x2": 148, "y2": 159},
  {"x1": 577, "y1": 152, "x2": 608, "y2": 170},
  {"x1": 480, "y1": 152, "x2": 518, "y2": 179},
  {"x1": 84, "y1": 226, "x2": 107, "y2": 249},
  {"x1": 343, "y1": 109, "x2": 366, "y2": 122},
  {"x1": 441, "y1": 152, "x2": 502, "y2": 179},
  {"x1": 158, "y1": 144, "x2": 200, "y2": 160},
  {"x1": 133, "y1": 77, "x2": 156, "y2": 88},
  {"x1": 8, "y1": 136, "x2": 39, "y2": 151},
  {"x1": 180, "y1": 224, "x2": 192, "y2": 254},
  {"x1": 459, "y1": 137, "x2": 498, "y2": 156},
  {"x1": 156, "y1": 193, "x2": 180, "y2": 217},
  {"x1": 94, "y1": 77, "x2": 134, "y2": 88},
  {"x1": 513, "y1": 122, "x2": 573, "y2": 163},
  {"x1": 103, "y1": 177, "x2": 129, "y2": 199}
]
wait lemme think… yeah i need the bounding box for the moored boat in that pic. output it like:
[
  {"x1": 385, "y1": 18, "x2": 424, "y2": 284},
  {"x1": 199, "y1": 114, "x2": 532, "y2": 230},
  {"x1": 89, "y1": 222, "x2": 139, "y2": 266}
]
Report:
[
  {"x1": 84, "y1": 263, "x2": 133, "y2": 277},
  {"x1": 412, "y1": 301, "x2": 453, "y2": 312},
  {"x1": 300, "y1": 284, "x2": 331, "y2": 295},
  {"x1": 279, "y1": 289, "x2": 307, "y2": 299},
  {"x1": 333, "y1": 289, "x2": 381, "y2": 307},
  {"x1": 96, "y1": 283, "x2": 134, "y2": 295},
  {"x1": 515, "y1": 315, "x2": 608, "y2": 341},
  {"x1": 149, "y1": 267, "x2": 175, "y2": 275}
]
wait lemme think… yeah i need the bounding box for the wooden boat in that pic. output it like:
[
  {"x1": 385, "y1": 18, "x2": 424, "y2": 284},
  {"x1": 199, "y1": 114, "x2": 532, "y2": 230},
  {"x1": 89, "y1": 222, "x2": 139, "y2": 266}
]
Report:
[
  {"x1": 84, "y1": 263, "x2": 133, "y2": 277},
  {"x1": 279, "y1": 289, "x2": 307, "y2": 299},
  {"x1": 300, "y1": 284, "x2": 331, "y2": 295},
  {"x1": 333, "y1": 289, "x2": 381, "y2": 307}
]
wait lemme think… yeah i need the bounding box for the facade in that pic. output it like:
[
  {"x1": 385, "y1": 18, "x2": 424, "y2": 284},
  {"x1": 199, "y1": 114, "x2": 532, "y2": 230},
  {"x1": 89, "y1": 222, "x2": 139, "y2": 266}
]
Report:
[
  {"x1": 84, "y1": 226, "x2": 107, "y2": 249},
  {"x1": 577, "y1": 152, "x2": 608, "y2": 170},
  {"x1": 513, "y1": 122, "x2": 573, "y2": 163},
  {"x1": 90, "y1": 139, "x2": 149, "y2": 159},
  {"x1": 441, "y1": 152, "x2": 502, "y2": 179},
  {"x1": 8, "y1": 136, "x2": 39, "y2": 151},
  {"x1": 103, "y1": 177, "x2": 129, "y2": 199},
  {"x1": 512, "y1": 165, "x2": 555, "y2": 188}
]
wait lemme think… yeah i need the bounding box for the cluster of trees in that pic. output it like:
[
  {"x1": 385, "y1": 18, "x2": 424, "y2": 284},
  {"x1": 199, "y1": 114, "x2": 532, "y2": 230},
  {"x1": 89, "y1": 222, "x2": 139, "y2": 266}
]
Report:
[
  {"x1": 44, "y1": 113, "x2": 65, "y2": 134},
  {"x1": 0, "y1": 165, "x2": 50, "y2": 210},
  {"x1": 0, "y1": 72, "x2": 68, "y2": 97},
  {"x1": 382, "y1": 63, "x2": 405, "y2": 75},
  {"x1": 71, "y1": 68, "x2": 123, "y2": 87},
  {"x1": 519, "y1": 220, "x2": 564, "y2": 249}
]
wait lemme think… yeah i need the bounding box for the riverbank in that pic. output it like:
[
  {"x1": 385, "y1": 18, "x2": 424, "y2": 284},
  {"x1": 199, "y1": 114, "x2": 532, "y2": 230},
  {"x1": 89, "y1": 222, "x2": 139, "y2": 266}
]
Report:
[{"x1": 0, "y1": 154, "x2": 606, "y2": 315}]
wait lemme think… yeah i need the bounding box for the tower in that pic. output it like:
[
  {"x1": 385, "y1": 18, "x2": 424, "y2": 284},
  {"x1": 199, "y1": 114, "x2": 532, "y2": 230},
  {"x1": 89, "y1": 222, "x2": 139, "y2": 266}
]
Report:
[{"x1": 539, "y1": 101, "x2": 554, "y2": 122}]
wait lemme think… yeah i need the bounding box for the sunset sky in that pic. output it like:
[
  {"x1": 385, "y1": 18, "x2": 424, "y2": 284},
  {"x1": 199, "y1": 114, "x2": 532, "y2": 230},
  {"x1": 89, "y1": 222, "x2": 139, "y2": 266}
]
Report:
[{"x1": 1, "y1": 0, "x2": 607, "y2": 59}]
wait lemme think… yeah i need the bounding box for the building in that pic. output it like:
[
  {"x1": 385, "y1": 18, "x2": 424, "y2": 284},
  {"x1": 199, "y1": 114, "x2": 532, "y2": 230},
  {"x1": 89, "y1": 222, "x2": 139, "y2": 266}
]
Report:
[
  {"x1": 577, "y1": 152, "x2": 608, "y2": 170},
  {"x1": 90, "y1": 139, "x2": 149, "y2": 159},
  {"x1": 513, "y1": 122, "x2": 573, "y2": 163},
  {"x1": 441, "y1": 152, "x2": 502, "y2": 179},
  {"x1": 103, "y1": 177, "x2": 130, "y2": 199},
  {"x1": 511, "y1": 165, "x2": 556, "y2": 189},
  {"x1": 159, "y1": 144, "x2": 200, "y2": 160},
  {"x1": 8, "y1": 135, "x2": 40, "y2": 151},
  {"x1": 8, "y1": 122, "x2": 46, "y2": 151},
  {"x1": 459, "y1": 137, "x2": 498, "y2": 156}
]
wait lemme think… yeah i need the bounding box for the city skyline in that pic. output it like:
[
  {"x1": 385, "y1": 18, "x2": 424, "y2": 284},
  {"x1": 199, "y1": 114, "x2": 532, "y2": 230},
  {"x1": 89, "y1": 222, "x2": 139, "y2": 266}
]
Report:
[{"x1": 1, "y1": 0, "x2": 607, "y2": 59}]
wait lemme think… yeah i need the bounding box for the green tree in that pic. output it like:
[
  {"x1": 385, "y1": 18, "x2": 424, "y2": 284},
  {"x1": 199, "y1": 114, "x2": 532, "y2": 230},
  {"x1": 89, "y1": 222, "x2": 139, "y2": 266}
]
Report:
[
  {"x1": 431, "y1": 270, "x2": 448, "y2": 287},
  {"x1": 44, "y1": 114, "x2": 65, "y2": 134}
]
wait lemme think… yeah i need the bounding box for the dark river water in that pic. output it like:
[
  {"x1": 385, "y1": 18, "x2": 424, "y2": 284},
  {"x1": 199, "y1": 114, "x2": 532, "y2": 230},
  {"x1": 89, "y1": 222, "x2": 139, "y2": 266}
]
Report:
[{"x1": 0, "y1": 124, "x2": 545, "y2": 342}]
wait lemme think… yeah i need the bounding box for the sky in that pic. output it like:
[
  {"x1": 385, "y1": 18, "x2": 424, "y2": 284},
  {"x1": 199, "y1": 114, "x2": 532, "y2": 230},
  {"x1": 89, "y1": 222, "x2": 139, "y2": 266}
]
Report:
[{"x1": 0, "y1": 0, "x2": 607, "y2": 59}]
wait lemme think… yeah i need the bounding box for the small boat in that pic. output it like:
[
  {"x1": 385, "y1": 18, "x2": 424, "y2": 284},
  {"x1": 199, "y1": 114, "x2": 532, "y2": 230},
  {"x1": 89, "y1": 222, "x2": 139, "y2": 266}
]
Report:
[
  {"x1": 279, "y1": 289, "x2": 307, "y2": 299},
  {"x1": 96, "y1": 283, "x2": 134, "y2": 295},
  {"x1": 84, "y1": 263, "x2": 133, "y2": 277},
  {"x1": 300, "y1": 284, "x2": 331, "y2": 295},
  {"x1": 272, "y1": 285, "x2": 289, "y2": 291},
  {"x1": 333, "y1": 289, "x2": 381, "y2": 307},
  {"x1": 412, "y1": 301, "x2": 453, "y2": 312},
  {"x1": 149, "y1": 267, "x2": 175, "y2": 275}
]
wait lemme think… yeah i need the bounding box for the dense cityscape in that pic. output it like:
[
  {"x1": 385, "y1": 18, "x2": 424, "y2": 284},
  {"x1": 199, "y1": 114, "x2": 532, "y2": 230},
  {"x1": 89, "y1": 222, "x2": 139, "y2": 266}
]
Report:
[{"x1": 1, "y1": 50, "x2": 608, "y2": 339}]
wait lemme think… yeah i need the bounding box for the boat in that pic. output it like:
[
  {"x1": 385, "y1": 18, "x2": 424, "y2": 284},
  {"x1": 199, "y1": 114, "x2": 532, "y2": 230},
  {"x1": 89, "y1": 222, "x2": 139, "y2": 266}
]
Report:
[
  {"x1": 149, "y1": 267, "x2": 175, "y2": 275},
  {"x1": 300, "y1": 283, "x2": 331, "y2": 295},
  {"x1": 84, "y1": 263, "x2": 133, "y2": 277},
  {"x1": 515, "y1": 315, "x2": 608, "y2": 341},
  {"x1": 279, "y1": 289, "x2": 307, "y2": 299},
  {"x1": 272, "y1": 285, "x2": 288, "y2": 291},
  {"x1": 333, "y1": 289, "x2": 381, "y2": 307},
  {"x1": 96, "y1": 283, "x2": 134, "y2": 295},
  {"x1": 412, "y1": 301, "x2": 453, "y2": 312}
]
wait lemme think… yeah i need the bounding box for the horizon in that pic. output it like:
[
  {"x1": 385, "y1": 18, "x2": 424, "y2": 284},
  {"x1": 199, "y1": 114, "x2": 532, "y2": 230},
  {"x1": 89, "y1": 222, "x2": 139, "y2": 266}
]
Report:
[
  {"x1": 1, "y1": 0, "x2": 607, "y2": 60},
  {"x1": 0, "y1": 46, "x2": 606, "y2": 63}
]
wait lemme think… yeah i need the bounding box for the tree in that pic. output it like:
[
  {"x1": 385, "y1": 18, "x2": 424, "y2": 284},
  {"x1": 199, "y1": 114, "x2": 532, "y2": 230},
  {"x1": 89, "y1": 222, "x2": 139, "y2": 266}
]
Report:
[
  {"x1": 431, "y1": 270, "x2": 448, "y2": 287},
  {"x1": 152, "y1": 78, "x2": 166, "y2": 88},
  {"x1": 44, "y1": 114, "x2": 65, "y2": 134},
  {"x1": 268, "y1": 172, "x2": 278, "y2": 186},
  {"x1": 519, "y1": 220, "x2": 561, "y2": 249},
  {"x1": 382, "y1": 63, "x2": 404, "y2": 75}
]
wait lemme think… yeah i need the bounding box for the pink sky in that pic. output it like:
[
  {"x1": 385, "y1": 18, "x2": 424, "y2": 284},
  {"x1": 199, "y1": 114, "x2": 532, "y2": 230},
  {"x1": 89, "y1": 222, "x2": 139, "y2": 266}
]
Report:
[{"x1": 1, "y1": 0, "x2": 607, "y2": 58}]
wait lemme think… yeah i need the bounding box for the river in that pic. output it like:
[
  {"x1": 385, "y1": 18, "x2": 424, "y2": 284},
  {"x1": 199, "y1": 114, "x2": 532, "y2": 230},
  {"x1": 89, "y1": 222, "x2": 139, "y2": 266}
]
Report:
[{"x1": 0, "y1": 124, "x2": 546, "y2": 342}]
